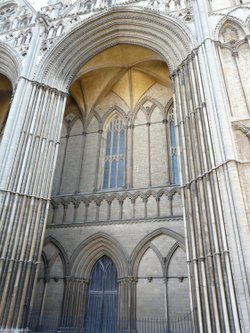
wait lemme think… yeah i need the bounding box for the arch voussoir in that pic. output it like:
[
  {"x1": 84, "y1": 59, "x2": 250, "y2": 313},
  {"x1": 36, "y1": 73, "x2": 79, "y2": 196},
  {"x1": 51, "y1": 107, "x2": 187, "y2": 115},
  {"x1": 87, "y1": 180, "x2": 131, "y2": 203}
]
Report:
[
  {"x1": 70, "y1": 232, "x2": 129, "y2": 279},
  {"x1": 35, "y1": 8, "x2": 195, "y2": 91},
  {"x1": 0, "y1": 42, "x2": 22, "y2": 87}
]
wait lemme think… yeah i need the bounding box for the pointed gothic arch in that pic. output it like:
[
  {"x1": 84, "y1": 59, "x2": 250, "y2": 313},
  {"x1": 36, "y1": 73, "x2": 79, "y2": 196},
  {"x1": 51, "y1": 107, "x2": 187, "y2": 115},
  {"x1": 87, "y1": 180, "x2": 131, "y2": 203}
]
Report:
[
  {"x1": 43, "y1": 236, "x2": 69, "y2": 275},
  {"x1": 216, "y1": 17, "x2": 246, "y2": 42},
  {"x1": 0, "y1": 41, "x2": 21, "y2": 87},
  {"x1": 101, "y1": 105, "x2": 128, "y2": 129},
  {"x1": 35, "y1": 8, "x2": 195, "y2": 90},
  {"x1": 70, "y1": 232, "x2": 129, "y2": 279},
  {"x1": 85, "y1": 111, "x2": 101, "y2": 132},
  {"x1": 130, "y1": 227, "x2": 185, "y2": 276},
  {"x1": 133, "y1": 95, "x2": 165, "y2": 122}
]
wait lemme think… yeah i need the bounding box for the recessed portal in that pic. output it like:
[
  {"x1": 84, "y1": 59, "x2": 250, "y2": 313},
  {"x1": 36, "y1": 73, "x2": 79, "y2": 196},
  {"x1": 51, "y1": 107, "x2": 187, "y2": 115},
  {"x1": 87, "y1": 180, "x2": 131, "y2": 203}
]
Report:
[{"x1": 32, "y1": 44, "x2": 190, "y2": 332}]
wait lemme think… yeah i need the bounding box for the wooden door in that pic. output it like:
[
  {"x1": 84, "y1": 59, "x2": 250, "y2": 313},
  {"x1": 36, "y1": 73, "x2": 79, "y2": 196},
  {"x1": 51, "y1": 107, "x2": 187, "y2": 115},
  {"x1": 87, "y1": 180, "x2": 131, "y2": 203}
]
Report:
[{"x1": 84, "y1": 256, "x2": 118, "y2": 333}]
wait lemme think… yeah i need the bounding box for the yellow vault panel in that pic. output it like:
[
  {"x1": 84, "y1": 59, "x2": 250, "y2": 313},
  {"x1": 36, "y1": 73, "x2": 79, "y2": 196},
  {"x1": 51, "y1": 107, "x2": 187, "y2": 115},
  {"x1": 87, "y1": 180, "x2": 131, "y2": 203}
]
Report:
[
  {"x1": 132, "y1": 69, "x2": 155, "y2": 107},
  {"x1": 80, "y1": 44, "x2": 162, "y2": 75},
  {"x1": 112, "y1": 71, "x2": 130, "y2": 107},
  {"x1": 80, "y1": 67, "x2": 122, "y2": 112}
]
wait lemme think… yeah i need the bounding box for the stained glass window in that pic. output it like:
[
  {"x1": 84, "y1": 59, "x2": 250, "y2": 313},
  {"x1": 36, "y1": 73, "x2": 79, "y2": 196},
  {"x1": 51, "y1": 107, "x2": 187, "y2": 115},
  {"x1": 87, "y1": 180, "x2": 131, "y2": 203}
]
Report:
[
  {"x1": 103, "y1": 116, "x2": 125, "y2": 189},
  {"x1": 169, "y1": 109, "x2": 179, "y2": 185}
]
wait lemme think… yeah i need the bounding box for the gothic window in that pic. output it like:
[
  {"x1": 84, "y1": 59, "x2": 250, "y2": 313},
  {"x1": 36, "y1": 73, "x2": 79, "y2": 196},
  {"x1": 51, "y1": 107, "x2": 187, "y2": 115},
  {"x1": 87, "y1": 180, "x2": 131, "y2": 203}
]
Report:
[
  {"x1": 84, "y1": 256, "x2": 118, "y2": 333},
  {"x1": 168, "y1": 108, "x2": 179, "y2": 184},
  {"x1": 0, "y1": 5, "x2": 16, "y2": 22},
  {"x1": 218, "y1": 22, "x2": 245, "y2": 44},
  {"x1": 103, "y1": 115, "x2": 125, "y2": 189}
]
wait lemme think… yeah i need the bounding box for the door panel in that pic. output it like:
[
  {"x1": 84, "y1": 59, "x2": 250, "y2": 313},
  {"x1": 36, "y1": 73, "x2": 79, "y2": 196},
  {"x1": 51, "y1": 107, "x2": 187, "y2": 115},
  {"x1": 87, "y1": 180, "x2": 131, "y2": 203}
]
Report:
[{"x1": 84, "y1": 256, "x2": 118, "y2": 333}]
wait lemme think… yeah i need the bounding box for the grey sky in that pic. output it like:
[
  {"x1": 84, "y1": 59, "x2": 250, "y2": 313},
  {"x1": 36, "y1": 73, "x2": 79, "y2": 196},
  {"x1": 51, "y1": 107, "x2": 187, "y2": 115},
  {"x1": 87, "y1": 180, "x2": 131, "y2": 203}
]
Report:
[{"x1": 27, "y1": 0, "x2": 48, "y2": 10}]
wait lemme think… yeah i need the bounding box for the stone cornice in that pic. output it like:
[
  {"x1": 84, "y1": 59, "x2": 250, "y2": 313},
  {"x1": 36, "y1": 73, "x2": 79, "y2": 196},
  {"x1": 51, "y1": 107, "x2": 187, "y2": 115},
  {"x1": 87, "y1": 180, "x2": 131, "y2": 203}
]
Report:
[
  {"x1": 50, "y1": 185, "x2": 180, "y2": 206},
  {"x1": 46, "y1": 216, "x2": 183, "y2": 229}
]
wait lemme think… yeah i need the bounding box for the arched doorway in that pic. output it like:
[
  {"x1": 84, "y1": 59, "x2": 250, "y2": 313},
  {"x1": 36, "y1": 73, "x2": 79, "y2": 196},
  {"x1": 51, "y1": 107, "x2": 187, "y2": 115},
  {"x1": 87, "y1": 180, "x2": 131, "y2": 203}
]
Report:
[{"x1": 84, "y1": 256, "x2": 118, "y2": 333}]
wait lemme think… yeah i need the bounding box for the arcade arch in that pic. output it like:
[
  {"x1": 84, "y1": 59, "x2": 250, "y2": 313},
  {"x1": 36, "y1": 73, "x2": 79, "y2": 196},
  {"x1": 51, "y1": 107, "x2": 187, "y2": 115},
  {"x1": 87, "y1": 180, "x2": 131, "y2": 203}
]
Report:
[
  {"x1": 33, "y1": 41, "x2": 191, "y2": 331},
  {"x1": 0, "y1": 3, "x2": 247, "y2": 333},
  {"x1": 36, "y1": 8, "x2": 195, "y2": 90}
]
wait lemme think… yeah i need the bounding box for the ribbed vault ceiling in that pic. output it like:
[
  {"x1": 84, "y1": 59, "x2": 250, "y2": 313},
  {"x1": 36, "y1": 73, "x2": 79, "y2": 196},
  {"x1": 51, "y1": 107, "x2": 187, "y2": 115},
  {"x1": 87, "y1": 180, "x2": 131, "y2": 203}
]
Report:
[{"x1": 70, "y1": 45, "x2": 172, "y2": 115}]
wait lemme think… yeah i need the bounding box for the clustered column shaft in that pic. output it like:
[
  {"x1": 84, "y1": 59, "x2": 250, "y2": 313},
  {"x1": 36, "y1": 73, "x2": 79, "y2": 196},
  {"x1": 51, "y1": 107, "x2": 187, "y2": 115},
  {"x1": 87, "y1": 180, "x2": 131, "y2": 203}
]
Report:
[
  {"x1": 118, "y1": 277, "x2": 137, "y2": 333},
  {"x1": 0, "y1": 78, "x2": 67, "y2": 331},
  {"x1": 59, "y1": 278, "x2": 87, "y2": 331},
  {"x1": 174, "y1": 53, "x2": 240, "y2": 333}
]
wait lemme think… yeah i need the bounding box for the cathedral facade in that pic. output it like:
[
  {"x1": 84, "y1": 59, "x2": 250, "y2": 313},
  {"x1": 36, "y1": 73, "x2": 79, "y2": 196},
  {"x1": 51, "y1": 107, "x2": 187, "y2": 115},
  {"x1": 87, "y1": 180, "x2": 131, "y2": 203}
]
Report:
[{"x1": 0, "y1": 0, "x2": 250, "y2": 332}]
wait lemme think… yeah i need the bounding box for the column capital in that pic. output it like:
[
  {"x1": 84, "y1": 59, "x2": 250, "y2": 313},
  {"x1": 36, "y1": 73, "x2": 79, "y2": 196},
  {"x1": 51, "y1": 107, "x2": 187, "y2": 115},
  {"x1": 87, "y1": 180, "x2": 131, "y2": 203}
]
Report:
[
  {"x1": 118, "y1": 276, "x2": 138, "y2": 284},
  {"x1": 65, "y1": 276, "x2": 88, "y2": 285},
  {"x1": 19, "y1": 76, "x2": 69, "y2": 97}
]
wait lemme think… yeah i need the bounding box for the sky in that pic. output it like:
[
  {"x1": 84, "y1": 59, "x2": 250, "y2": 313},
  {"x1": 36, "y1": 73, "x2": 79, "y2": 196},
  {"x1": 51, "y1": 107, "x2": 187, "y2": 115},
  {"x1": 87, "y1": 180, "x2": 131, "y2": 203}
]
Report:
[{"x1": 28, "y1": 0, "x2": 49, "y2": 10}]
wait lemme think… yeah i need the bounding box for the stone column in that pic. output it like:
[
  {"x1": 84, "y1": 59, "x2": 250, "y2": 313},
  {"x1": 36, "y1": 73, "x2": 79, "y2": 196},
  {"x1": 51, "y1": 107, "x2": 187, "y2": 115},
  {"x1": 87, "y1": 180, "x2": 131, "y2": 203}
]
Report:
[
  {"x1": 188, "y1": 1, "x2": 250, "y2": 332},
  {"x1": 163, "y1": 118, "x2": 171, "y2": 184},
  {"x1": 119, "y1": 199, "x2": 123, "y2": 220},
  {"x1": 0, "y1": 77, "x2": 67, "y2": 332},
  {"x1": 118, "y1": 277, "x2": 137, "y2": 333},
  {"x1": 143, "y1": 197, "x2": 147, "y2": 218},
  {"x1": 173, "y1": 50, "x2": 244, "y2": 333},
  {"x1": 51, "y1": 200, "x2": 59, "y2": 224},
  {"x1": 146, "y1": 122, "x2": 152, "y2": 187},
  {"x1": 58, "y1": 131, "x2": 69, "y2": 195},
  {"x1": 62, "y1": 200, "x2": 68, "y2": 224},
  {"x1": 96, "y1": 201, "x2": 100, "y2": 222},
  {"x1": 118, "y1": 278, "x2": 129, "y2": 333},
  {"x1": 59, "y1": 277, "x2": 87, "y2": 332},
  {"x1": 93, "y1": 129, "x2": 103, "y2": 192},
  {"x1": 156, "y1": 197, "x2": 160, "y2": 217},
  {"x1": 37, "y1": 277, "x2": 49, "y2": 330},
  {"x1": 73, "y1": 199, "x2": 80, "y2": 222},
  {"x1": 129, "y1": 125, "x2": 134, "y2": 188}
]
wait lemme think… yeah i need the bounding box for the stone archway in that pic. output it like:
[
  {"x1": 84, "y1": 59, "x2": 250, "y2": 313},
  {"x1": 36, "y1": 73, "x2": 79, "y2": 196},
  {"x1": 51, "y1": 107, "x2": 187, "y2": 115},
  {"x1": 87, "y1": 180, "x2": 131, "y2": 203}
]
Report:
[
  {"x1": 0, "y1": 41, "x2": 21, "y2": 86},
  {"x1": 0, "y1": 41, "x2": 22, "y2": 172},
  {"x1": 70, "y1": 232, "x2": 129, "y2": 279},
  {"x1": 35, "y1": 8, "x2": 195, "y2": 90},
  {"x1": 58, "y1": 233, "x2": 128, "y2": 332},
  {"x1": 34, "y1": 11, "x2": 247, "y2": 331},
  {"x1": 0, "y1": 6, "x2": 246, "y2": 333}
]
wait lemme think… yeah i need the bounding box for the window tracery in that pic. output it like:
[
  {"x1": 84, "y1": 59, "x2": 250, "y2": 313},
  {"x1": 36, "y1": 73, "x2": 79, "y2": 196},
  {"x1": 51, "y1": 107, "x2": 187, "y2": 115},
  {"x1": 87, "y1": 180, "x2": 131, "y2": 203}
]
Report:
[
  {"x1": 218, "y1": 22, "x2": 245, "y2": 44},
  {"x1": 168, "y1": 108, "x2": 179, "y2": 185},
  {"x1": 0, "y1": 4, "x2": 17, "y2": 21},
  {"x1": 0, "y1": 3, "x2": 17, "y2": 32},
  {"x1": 103, "y1": 115, "x2": 125, "y2": 190}
]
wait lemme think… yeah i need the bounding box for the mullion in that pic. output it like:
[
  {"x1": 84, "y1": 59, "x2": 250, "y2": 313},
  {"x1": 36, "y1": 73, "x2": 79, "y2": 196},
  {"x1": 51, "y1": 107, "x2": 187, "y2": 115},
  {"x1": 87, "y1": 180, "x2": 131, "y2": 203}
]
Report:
[
  {"x1": 108, "y1": 128, "x2": 114, "y2": 188},
  {"x1": 116, "y1": 122, "x2": 121, "y2": 188}
]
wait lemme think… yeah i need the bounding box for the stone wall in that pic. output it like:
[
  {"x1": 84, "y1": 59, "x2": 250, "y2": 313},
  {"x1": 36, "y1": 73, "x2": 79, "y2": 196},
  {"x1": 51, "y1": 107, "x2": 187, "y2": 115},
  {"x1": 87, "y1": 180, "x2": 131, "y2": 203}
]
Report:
[
  {"x1": 33, "y1": 81, "x2": 191, "y2": 328},
  {"x1": 32, "y1": 219, "x2": 190, "y2": 329}
]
